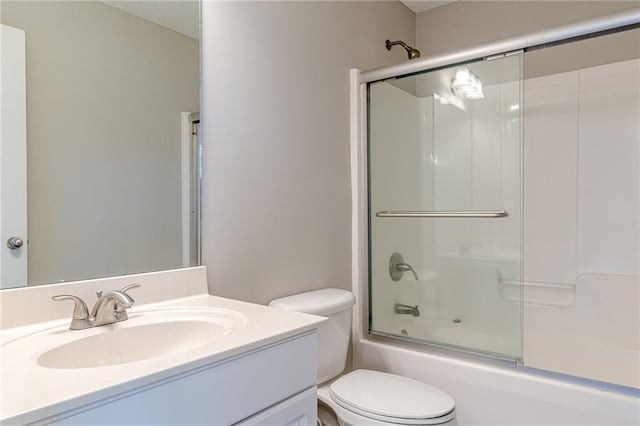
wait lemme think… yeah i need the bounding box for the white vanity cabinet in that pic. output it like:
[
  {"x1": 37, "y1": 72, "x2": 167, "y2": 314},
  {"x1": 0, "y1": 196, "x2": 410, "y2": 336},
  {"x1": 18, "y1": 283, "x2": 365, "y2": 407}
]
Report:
[{"x1": 36, "y1": 333, "x2": 317, "y2": 426}]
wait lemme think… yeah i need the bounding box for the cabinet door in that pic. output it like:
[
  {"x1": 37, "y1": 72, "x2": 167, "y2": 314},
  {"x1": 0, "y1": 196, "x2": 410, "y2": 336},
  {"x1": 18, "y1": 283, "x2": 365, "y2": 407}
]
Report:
[
  {"x1": 42, "y1": 333, "x2": 316, "y2": 425},
  {"x1": 236, "y1": 387, "x2": 317, "y2": 426}
]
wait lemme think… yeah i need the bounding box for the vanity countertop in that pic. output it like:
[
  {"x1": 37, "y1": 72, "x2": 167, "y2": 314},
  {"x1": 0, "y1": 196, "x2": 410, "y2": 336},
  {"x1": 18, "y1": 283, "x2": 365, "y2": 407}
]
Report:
[{"x1": 0, "y1": 268, "x2": 326, "y2": 424}]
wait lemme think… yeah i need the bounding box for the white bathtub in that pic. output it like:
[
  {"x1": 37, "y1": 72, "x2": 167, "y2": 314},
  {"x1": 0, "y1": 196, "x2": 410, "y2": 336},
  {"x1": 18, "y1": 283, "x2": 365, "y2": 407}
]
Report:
[{"x1": 353, "y1": 337, "x2": 640, "y2": 425}]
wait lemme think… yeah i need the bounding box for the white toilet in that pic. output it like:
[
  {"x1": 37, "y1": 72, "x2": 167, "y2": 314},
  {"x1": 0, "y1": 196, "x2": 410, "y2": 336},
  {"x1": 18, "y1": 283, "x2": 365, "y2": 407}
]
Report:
[{"x1": 269, "y1": 288, "x2": 457, "y2": 426}]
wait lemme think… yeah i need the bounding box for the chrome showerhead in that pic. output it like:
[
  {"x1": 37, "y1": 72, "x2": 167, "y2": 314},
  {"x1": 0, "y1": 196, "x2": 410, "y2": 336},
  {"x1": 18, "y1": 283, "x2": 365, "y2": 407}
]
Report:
[
  {"x1": 385, "y1": 39, "x2": 421, "y2": 60},
  {"x1": 407, "y1": 46, "x2": 421, "y2": 59}
]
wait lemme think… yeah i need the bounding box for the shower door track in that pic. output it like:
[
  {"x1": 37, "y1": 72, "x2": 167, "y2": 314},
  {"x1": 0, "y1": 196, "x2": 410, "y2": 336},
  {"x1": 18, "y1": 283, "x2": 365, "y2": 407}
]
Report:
[
  {"x1": 368, "y1": 330, "x2": 520, "y2": 365},
  {"x1": 359, "y1": 8, "x2": 640, "y2": 83}
]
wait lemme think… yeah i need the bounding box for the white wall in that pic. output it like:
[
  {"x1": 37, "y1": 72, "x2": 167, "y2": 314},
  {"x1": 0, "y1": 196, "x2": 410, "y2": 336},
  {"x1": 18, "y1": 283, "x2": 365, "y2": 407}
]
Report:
[
  {"x1": 414, "y1": 1, "x2": 639, "y2": 59},
  {"x1": 201, "y1": 1, "x2": 415, "y2": 304},
  {"x1": 1, "y1": 2, "x2": 199, "y2": 285}
]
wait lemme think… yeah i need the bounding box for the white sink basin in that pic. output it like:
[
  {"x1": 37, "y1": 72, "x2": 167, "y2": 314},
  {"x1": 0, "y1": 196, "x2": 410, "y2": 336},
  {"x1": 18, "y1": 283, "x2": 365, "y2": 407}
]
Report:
[
  {"x1": 38, "y1": 319, "x2": 228, "y2": 369},
  {"x1": 2, "y1": 307, "x2": 246, "y2": 370}
]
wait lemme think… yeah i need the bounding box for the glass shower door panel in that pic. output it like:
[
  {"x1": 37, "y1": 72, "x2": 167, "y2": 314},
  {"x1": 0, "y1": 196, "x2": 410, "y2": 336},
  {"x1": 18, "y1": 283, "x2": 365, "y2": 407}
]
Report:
[{"x1": 368, "y1": 54, "x2": 523, "y2": 360}]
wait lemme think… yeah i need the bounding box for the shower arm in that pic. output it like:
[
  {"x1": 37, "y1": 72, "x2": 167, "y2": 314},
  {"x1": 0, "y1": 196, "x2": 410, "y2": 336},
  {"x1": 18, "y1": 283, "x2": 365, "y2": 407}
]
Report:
[{"x1": 386, "y1": 39, "x2": 410, "y2": 50}]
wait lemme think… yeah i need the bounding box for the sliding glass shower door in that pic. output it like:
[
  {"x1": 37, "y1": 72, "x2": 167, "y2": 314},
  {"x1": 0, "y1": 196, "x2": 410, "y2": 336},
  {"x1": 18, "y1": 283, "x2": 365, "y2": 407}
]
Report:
[{"x1": 368, "y1": 54, "x2": 523, "y2": 360}]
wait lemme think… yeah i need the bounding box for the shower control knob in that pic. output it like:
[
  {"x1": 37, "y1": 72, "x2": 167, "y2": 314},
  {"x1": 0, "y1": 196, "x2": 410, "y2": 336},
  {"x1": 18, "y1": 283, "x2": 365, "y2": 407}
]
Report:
[{"x1": 7, "y1": 236, "x2": 24, "y2": 249}]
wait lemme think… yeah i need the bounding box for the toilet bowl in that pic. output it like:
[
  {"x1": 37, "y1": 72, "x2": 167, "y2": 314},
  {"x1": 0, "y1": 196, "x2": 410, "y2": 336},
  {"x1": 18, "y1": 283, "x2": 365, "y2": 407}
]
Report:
[{"x1": 269, "y1": 289, "x2": 457, "y2": 426}]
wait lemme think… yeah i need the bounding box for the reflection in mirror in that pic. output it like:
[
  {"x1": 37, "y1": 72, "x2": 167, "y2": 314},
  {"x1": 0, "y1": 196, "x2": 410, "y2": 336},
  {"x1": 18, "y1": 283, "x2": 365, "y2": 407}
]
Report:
[{"x1": 0, "y1": 1, "x2": 200, "y2": 289}]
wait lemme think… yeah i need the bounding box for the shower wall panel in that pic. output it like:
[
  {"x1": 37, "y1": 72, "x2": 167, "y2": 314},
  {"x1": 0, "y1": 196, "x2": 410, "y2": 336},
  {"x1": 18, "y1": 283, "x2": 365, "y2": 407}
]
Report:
[{"x1": 523, "y1": 58, "x2": 640, "y2": 388}]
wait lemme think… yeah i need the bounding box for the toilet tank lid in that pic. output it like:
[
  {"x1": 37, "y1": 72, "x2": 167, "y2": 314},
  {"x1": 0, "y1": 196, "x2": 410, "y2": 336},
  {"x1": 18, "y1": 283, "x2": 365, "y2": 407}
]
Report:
[{"x1": 268, "y1": 288, "x2": 355, "y2": 316}]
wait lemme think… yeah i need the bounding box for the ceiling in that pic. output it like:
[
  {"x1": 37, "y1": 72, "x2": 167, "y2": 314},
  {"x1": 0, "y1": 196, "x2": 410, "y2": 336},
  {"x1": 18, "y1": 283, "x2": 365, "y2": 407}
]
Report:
[
  {"x1": 100, "y1": 1, "x2": 199, "y2": 39},
  {"x1": 401, "y1": 1, "x2": 456, "y2": 13},
  {"x1": 99, "y1": 1, "x2": 454, "y2": 40}
]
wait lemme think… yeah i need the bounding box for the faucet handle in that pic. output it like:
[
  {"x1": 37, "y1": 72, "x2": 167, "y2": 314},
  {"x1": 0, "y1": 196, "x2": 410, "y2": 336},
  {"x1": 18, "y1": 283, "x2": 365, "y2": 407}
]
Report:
[
  {"x1": 113, "y1": 284, "x2": 140, "y2": 322},
  {"x1": 118, "y1": 283, "x2": 140, "y2": 306},
  {"x1": 52, "y1": 295, "x2": 93, "y2": 330},
  {"x1": 95, "y1": 283, "x2": 140, "y2": 299},
  {"x1": 120, "y1": 283, "x2": 141, "y2": 294},
  {"x1": 52, "y1": 295, "x2": 89, "y2": 317}
]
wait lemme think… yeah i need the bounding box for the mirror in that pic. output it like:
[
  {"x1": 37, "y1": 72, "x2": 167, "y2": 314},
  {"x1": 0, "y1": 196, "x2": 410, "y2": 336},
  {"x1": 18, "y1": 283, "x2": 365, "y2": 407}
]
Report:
[{"x1": 0, "y1": 1, "x2": 200, "y2": 289}]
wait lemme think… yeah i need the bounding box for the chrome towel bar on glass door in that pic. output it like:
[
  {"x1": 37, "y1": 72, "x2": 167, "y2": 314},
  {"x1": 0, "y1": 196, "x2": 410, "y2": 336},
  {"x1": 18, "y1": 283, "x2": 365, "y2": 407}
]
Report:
[{"x1": 375, "y1": 210, "x2": 509, "y2": 218}]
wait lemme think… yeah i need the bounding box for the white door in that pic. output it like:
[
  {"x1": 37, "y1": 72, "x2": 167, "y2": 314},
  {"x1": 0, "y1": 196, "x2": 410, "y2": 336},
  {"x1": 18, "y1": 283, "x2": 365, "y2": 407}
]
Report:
[
  {"x1": 0, "y1": 24, "x2": 28, "y2": 289},
  {"x1": 181, "y1": 112, "x2": 200, "y2": 267}
]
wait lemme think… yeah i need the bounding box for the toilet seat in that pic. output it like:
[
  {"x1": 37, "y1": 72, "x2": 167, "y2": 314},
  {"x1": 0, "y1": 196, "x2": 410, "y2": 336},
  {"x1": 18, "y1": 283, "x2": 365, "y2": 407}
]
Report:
[{"x1": 329, "y1": 370, "x2": 456, "y2": 425}]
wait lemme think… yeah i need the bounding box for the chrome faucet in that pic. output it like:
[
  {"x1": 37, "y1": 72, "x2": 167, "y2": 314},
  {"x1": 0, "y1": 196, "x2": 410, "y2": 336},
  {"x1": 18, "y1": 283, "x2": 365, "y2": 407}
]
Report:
[
  {"x1": 394, "y1": 303, "x2": 420, "y2": 317},
  {"x1": 91, "y1": 287, "x2": 136, "y2": 326},
  {"x1": 52, "y1": 283, "x2": 141, "y2": 330}
]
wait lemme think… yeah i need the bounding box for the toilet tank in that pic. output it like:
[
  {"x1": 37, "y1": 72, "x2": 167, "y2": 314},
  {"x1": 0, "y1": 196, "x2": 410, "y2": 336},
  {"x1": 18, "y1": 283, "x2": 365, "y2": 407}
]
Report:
[{"x1": 269, "y1": 288, "x2": 356, "y2": 384}]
